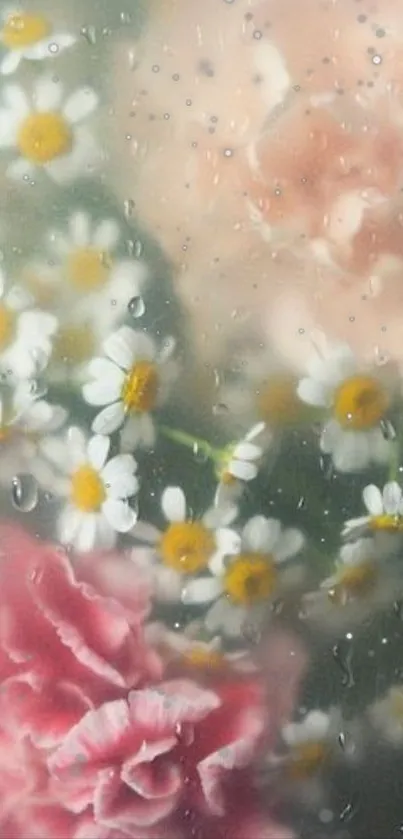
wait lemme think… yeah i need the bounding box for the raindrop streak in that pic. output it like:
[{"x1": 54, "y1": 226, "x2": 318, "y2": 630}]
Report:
[
  {"x1": 123, "y1": 199, "x2": 135, "y2": 219},
  {"x1": 128, "y1": 297, "x2": 145, "y2": 318},
  {"x1": 332, "y1": 641, "x2": 355, "y2": 688},
  {"x1": 212, "y1": 403, "x2": 229, "y2": 416},
  {"x1": 80, "y1": 25, "x2": 97, "y2": 45},
  {"x1": 11, "y1": 474, "x2": 38, "y2": 513},
  {"x1": 339, "y1": 793, "x2": 360, "y2": 823}
]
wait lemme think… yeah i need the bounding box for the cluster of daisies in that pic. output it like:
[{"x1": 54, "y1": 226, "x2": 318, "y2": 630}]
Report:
[{"x1": 0, "y1": 7, "x2": 403, "y2": 649}]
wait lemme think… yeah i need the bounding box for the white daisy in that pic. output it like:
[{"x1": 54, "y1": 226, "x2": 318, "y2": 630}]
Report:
[
  {"x1": 38, "y1": 426, "x2": 138, "y2": 553},
  {"x1": 220, "y1": 348, "x2": 309, "y2": 432},
  {"x1": 280, "y1": 709, "x2": 340, "y2": 780},
  {"x1": 0, "y1": 9, "x2": 76, "y2": 76},
  {"x1": 0, "y1": 74, "x2": 100, "y2": 183},
  {"x1": 0, "y1": 377, "x2": 67, "y2": 485},
  {"x1": 82, "y1": 326, "x2": 178, "y2": 451},
  {"x1": 181, "y1": 515, "x2": 305, "y2": 638},
  {"x1": 145, "y1": 621, "x2": 255, "y2": 674},
  {"x1": 25, "y1": 210, "x2": 148, "y2": 331},
  {"x1": 130, "y1": 485, "x2": 240, "y2": 600},
  {"x1": 303, "y1": 537, "x2": 401, "y2": 634},
  {"x1": 320, "y1": 538, "x2": 380, "y2": 606},
  {"x1": 343, "y1": 481, "x2": 403, "y2": 540},
  {"x1": 0, "y1": 267, "x2": 57, "y2": 379},
  {"x1": 297, "y1": 341, "x2": 394, "y2": 472},
  {"x1": 214, "y1": 421, "x2": 268, "y2": 506},
  {"x1": 369, "y1": 686, "x2": 403, "y2": 746}
]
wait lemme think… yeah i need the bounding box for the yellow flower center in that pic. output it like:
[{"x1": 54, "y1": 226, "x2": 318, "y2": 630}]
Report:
[
  {"x1": 256, "y1": 374, "x2": 305, "y2": 427},
  {"x1": 370, "y1": 513, "x2": 403, "y2": 533},
  {"x1": 333, "y1": 374, "x2": 388, "y2": 431},
  {"x1": 122, "y1": 361, "x2": 159, "y2": 413},
  {"x1": 17, "y1": 112, "x2": 72, "y2": 165},
  {"x1": 224, "y1": 553, "x2": 276, "y2": 605},
  {"x1": 53, "y1": 324, "x2": 96, "y2": 365},
  {"x1": 288, "y1": 742, "x2": 329, "y2": 780},
  {"x1": 1, "y1": 12, "x2": 51, "y2": 49},
  {"x1": 70, "y1": 464, "x2": 106, "y2": 512},
  {"x1": 183, "y1": 646, "x2": 224, "y2": 671},
  {"x1": 159, "y1": 521, "x2": 216, "y2": 574},
  {"x1": 65, "y1": 248, "x2": 111, "y2": 291},
  {"x1": 0, "y1": 304, "x2": 16, "y2": 350},
  {"x1": 328, "y1": 560, "x2": 378, "y2": 605}
]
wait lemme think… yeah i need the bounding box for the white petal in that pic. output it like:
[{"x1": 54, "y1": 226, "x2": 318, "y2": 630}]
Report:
[
  {"x1": 0, "y1": 107, "x2": 19, "y2": 145},
  {"x1": 93, "y1": 218, "x2": 120, "y2": 250},
  {"x1": 101, "y1": 452, "x2": 137, "y2": 483},
  {"x1": 233, "y1": 441, "x2": 261, "y2": 461},
  {"x1": 18, "y1": 310, "x2": 57, "y2": 338},
  {"x1": 34, "y1": 76, "x2": 63, "y2": 111},
  {"x1": 275, "y1": 528, "x2": 305, "y2": 562},
  {"x1": 85, "y1": 357, "x2": 124, "y2": 383},
  {"x1": 136, "y1": 412, "x2": 156, "y2": 448},
  {"x1": 92, "y1": 402, "x2": 125, "y2": 435},
  {"x1": 161, "y1": 486, "x2": 186, "y2": 522},
  {"x1": 181, "y1": 577, "x2": 223, "y2": 605},
  {"x1": 102, "y1": 498, "x2": 137, "y2": 532},
  {"x1": 63, "y1": 87, "x2": 98, "y2": 124},
  {"x1": 242, "y1": 515, "x2": 273, "y2": 553},
  {"x1": 203, "y1": 502, "x2": 238, "y2": 529},
  {"x1": 245, "y1": 421, "x2": 266, "y2": 441},
  {"x1": 6, "y1": 156, "x2": 35, "y2": 181},
  {"x1": 297, "y1": 376, "x2": 328, "y2": 407},
  {"x1": 0, "y1": 51, "x2": 21, "y2": 76},
  {"x1": 131, "y1": 331, "x2": 157, "y2": 362},
  {"x1": 58, "y1": 504, "x2": 82, "y2": 545},
  {"x1": 87, "y1": 434, "x2": 110, "y2": 471},
  {"x1": 103, "y1": 326, "x2": 138, "y2": 369},
  {"x1": 331, "y1": 431, "x2": 370, "y2": 473},
  {"x1": 215, "y1": 527, "x2": 241, "y2": 557},
  {"x1": 83, "y1": 373, "x2": 123, "y2": 407},
  {"x1": 228, "y1": 459, "x2": 258, "y2": 481},
  {"x1": 69, "y1": 211, "x2": 90, "y2": 246},
  {"x1": 131, "y1": 521, "x2": 161, "y2": 544},
  {"x1": 106, "y1": 472, "x2": 139, "y2": 500},
  {"x1": 363, "y1": 484, "x2": 383, "y2": 516},
  {"x1": 67, "y1": 426, "x2": 87, "y2": 467},
  {"x1": 208, "y1": 550, "x2": 227, "y2": 576},
  {"x1": 119, "y1": 414, "x2": 142, "y2": 451},
  {"x1": 319, "y1": 419, "x2": 343, "y2": 454},
  {"x1": 24, "y1": 34, "x2": 76, "y2": 59},
  {"x1": 45, "y1": 125, "x2": 100, "y2": 184},
  {"x1": 383, "y1": 481, "x2": 403, "y2": 515},
  {"x1": 91, "y1": 515, "x2": 116, "y2": 551},
  {"x1": 6, "y1": 283, "x2": 33, "y2": 311},
  {"x1": 256, "y1": 517, "x2": 281, "y2": 551},
  {"x1": 2, "y1": 83, "x2": 29, "y2": 116},
  {"x1": 73, "y1": 513, "x2": 98, "y2": 553}
]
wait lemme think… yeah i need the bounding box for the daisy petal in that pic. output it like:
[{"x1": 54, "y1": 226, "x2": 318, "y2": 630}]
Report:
[
  {"x1": 383, "y1": 481, "x2": 403, "y2": 515},
  {"x1": 94, "y1": 218, "x2": 120, "y2": 250},
  {"x1": 363, "y1": 484, "x2": 383, "y2": 516},
  {"x1": 102, "y1": 498, "x2": 137, "y2": 532},
  {"x1": 70, "y1": 211, "x2": 90, "y2": 246},
  {"x1": 101, "y1": 453, "x2": 137, "y2": 484},
  {"x1": 103, "y1": 326, "x2": 138, "y2": 369},
  {"x1": 229, "y1": 459, "x2": 258, "y2": 481},
  {"x1": 92, "y1": 402, "x2": 125, "y2": 435},
  {"x1": 242, "y1": 516, "x2": 273, "y2": 553},
  {"x1": 297, "y1": 377, "x2": 327, "y2": 407},
  {"x1": 83, "y1": 374, "x2": 123, "y2": 406},
  {"x1": 88, "y1": 434, "x2": 110, "y2": 471},
  {"x1": 0, "y1": 51, "x2": 21, "y2": 76},
  {"x1": 161, "y1": 486, "x2": 186, "y2": 522},
  {"x1": 34, "y1": 76, "x2": 63, "y2": 111},
  {"x1": 233, "y1": 441, "x2": 261, "y2": 461},
  {"x1": 275, "y1": 528, "x2": 304, "y2": 562},
  {"x1": 63, "y1": 87, "x2": 98, "y2": 123},
  {"x1": 215, "y1": 527, "x2": 241, "y2": 556},
  {"x1": 58, "y1": 504, "x2": 82, "y2": 545},
  {"x1": 74, "y1": 514, "x2": 98, "y2": 553},
  {"x1": 181, "y1": 577, "x2": 223, "y2": 605}
]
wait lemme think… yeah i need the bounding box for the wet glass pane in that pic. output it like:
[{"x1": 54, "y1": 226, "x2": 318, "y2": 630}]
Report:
[{"x1": 0, "y1": 1, "x2": 402, "y2": 838}]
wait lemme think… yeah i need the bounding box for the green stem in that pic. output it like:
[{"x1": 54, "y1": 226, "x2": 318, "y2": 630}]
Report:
[{"x1": 159, "y1": 424, "x2": 221, "y2": 462}]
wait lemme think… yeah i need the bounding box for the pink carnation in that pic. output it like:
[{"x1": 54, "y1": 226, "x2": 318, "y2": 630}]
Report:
[{"x1": 0, "y1": 523, "x2": 299, "y2": 839}]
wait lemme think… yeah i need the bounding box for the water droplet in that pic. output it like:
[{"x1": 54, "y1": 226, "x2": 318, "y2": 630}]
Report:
[
  {"x1": 212, "y1": 403, "x2": 228, "y2": 416},
  {"x1": 123, "y1": 198, "x2": 135, "y2": 219},
  {"x1": 372, "y1": 54, "x2": 382, "y2": 64},
  {"x1": 48, "y1": 42, "x2": 59, "y2": 54},
  {"x1": 332, "y1": 640, "x2": 355, "y2": 688},
  {"x1": 128, "y1": 296, "x2": 145, "y2": 318},
  {"x1": 339, "y1": 794, "x2": 359, "y2": 823},
  {"x1": 11, "y1": 474, "x2": 38, "y2": 513},
  {"x1": 338, "y1": 731, "x2": 346, "y2": 751},
  {"x1": 29, "y1": 566, "x2": 43, "y2": 585},
  {"x1": 80, "y1": 25, "x2": 97, "y2": 45},
  {"x1": 380, "y1": 418, "x2": 396, "y2": 441},
  {"x1": 192, "y1": 442, "x2": 209, "y2": 463}
]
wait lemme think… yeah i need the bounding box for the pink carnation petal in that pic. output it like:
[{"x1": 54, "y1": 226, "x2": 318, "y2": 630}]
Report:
[{"x1": 94, "y1": 767, "x2": 179, "y2": 830}]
